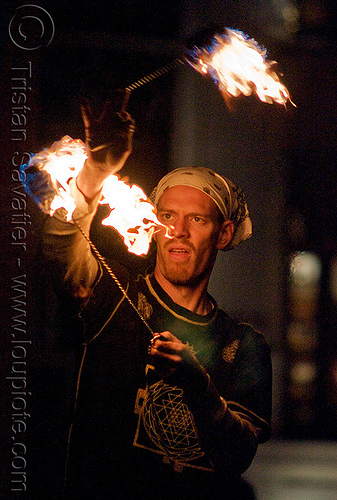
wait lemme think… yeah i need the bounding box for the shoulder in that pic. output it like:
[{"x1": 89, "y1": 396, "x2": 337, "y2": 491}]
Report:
[
  {"x1": 235, "y1": 322, "x2": 270, "y2": 353},
  {"x1": 231, "y1": 322, "x2": 271, "y2": 367},
  {"x1": 216, "y1": 310, "x2": 269, "y2": 346},
  {"x1": 215, "y1": 312, "x2": 270, "y2": 362}
]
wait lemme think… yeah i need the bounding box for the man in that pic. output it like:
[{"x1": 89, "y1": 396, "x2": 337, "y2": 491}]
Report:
[{"x1": 22, "y1": 92, "x2": 272, "y2": 499}]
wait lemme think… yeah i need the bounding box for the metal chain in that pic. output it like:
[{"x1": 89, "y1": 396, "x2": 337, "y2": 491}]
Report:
[
  {"x1": 71, "y1": 59, "x2": 186, "y2": 337},
  {"x1": 72, "y1": 218, "x2": 155, "y2": 337},
  {"x1": 125, "y1": 58, "x2": 184, "y2": 92}
]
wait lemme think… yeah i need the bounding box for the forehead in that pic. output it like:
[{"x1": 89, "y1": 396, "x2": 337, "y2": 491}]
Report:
[{"x1": 157, "y1": 185, "x2": 218, "y2": 213}]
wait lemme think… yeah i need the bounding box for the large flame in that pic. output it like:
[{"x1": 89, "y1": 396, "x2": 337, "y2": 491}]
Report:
[
  {"x1": 186, "y1": 28, "x2": 294, "y2": 106},
  {"x1": 100, "y1": 175, "x2": 164, "y2": 255},
  {"x1": 26, "y1": 136, "x2": 88, "y2": 219},
  {"x1": 24, "y1": 136, "x2": 164, "y2": 255}
]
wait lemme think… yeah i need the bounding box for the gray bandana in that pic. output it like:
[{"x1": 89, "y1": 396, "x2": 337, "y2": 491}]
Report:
[{"x1": 151, "y1": 166, "x2": 252, "y2": 250}]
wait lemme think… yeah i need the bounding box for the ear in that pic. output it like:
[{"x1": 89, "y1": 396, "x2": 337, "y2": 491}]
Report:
[{"x1": 216, "y1": 220, "x2": 234, "y2": 250}]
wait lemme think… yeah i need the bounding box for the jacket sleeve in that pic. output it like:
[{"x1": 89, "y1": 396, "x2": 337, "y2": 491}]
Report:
[
  {"x1": 179, "y1": 328, "x2": 272, "y2": 475},
  {"x1": 42, "y1": 178, "x2": 102, "y2": 297}
]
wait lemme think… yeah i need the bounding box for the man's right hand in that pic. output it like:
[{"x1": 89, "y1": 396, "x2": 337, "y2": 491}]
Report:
[{"x1": 77, "y1": 89, "x2": 135, "y2": 199}]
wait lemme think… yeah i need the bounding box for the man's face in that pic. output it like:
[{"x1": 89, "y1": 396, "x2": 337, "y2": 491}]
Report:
[{"x1": 154, "y1": 185, "x2": 225, "y2": 287}]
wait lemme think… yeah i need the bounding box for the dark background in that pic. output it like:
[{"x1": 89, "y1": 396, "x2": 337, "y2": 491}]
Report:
[{"x1": 1, "y1": 1, "x2": 337, "y2": 498}]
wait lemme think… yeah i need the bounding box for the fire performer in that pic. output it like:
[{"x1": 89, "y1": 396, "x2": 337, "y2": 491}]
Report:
[{"x1": 23, "y1": 90, "x2": 272, "y2": 499}]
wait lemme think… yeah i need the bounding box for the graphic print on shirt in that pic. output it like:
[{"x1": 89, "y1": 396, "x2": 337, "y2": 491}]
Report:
[
  {"x1": 133, "y1": 365, "x2": 214, "y2": 472},
  {"x1": 137, "y1": 292, "x2": 153, "y2": 321}
]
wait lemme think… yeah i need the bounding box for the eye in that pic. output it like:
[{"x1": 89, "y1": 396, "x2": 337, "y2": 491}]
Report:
[
  {"x1": 191, "y1": 216, "x2": 205, "y2": 223},
  {"x1": 160, "y1": 212, "x2": 173, "y2": 221}
]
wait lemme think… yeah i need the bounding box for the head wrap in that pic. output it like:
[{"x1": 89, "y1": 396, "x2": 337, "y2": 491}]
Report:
[{"x1": 151, "y1": 166, "x2": 252, "y2": 251}]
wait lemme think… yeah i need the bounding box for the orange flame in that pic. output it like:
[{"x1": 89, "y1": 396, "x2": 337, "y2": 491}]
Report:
[
  {"x1": 186, "y1": 28, "x2": 294, "y2": 106},
  {"x1": 28, "y1": 136, "x2": 88, "y2": 220},
  {"x1": 100, "y1": 175, "x2": 164, "y2": 255},
  {"x1": 27, "y1": 136, "x2": 164, "y2": 255}
]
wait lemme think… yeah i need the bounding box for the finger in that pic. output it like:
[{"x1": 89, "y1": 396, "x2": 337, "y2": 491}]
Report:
[
  {"x1": 80, "y1": 100, "x2": 92, "y2": 130},
  {"x1": 150, "y1": 331, "x2": 171, "y2": 344},
  {"x1": 104, "y1": 88, "x2": 131, "y2": 117},
  {"x1": 120, "y1": 88, "x2": 131, "y2": 112},
  {"x1": 112, "y1": 88, "x2": 131, "y2": 111},
  {"x1": 116, "y1": 111, "x2": 136, "y2": 129},
  {"x1": 150, "y1": 333, "x2": 164, "y2": 348},
  {"x1": 157, "y1": 331, "x2": 175, "y2": 341},
  {"x1": 154, "y1": 340, "x2": 183, "y2": 357}
]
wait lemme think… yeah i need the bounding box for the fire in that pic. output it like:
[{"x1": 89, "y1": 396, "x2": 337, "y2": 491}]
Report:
[
  {"x1": 100, "y1": 175, "x2": 164, "y2": 255},
  {"x1": 186, "y1": 28, "x2": 294, "y2": 106},
  {"x1": 22, "y1": 28, "x2": 294, "y2": 254},
  {"x1": 22, "y1": 136, "x2": 165, "y2": 255},
  {"x1": 25, "y1": 136, "x2": 88, "y2": 220}
]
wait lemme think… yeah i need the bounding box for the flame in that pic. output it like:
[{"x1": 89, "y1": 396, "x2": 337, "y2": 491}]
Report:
[
  {"x1": 27, "y1": 136, "x2": 88, "y2": 220},
  {"x1": 100, "y1": 175, "x2": 164, "y2": 255},
  {"x1": 186, "y1": 28, "x2": 294, "y2": 106},
  {"x1": 25, "y1": 136, "x2": 164, "y2": 255}
]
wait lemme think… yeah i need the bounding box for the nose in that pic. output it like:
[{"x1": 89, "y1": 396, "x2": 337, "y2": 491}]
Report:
[{"x1": 168, "y1": 216, "x2": 189, "y2": 238}]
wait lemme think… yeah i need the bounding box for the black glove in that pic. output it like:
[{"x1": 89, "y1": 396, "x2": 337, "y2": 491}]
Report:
[{"x1": 81, "y1": 89, "x2": 135, "y2": 164}]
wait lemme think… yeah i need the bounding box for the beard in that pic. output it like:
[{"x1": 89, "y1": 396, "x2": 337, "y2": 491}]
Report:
[
  {"x1": 164, "y1": 268, "x2": 198, "y2": 287},
  {"x1": 159, "y1": 249, "x2": 214, "y2": 288},
  {"x1": 158, "y1": 240, "x2": 197, "y2": 286}
]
